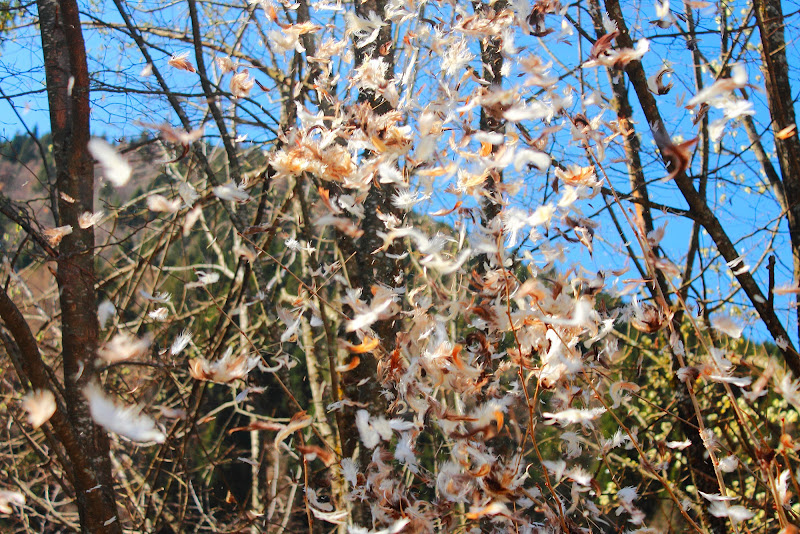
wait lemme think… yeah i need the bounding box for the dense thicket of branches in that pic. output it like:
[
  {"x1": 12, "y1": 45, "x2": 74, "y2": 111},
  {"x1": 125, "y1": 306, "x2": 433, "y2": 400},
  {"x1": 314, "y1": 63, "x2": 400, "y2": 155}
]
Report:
[{"x1": 1, "y1": 0, "x2": 800, "y2": 532}]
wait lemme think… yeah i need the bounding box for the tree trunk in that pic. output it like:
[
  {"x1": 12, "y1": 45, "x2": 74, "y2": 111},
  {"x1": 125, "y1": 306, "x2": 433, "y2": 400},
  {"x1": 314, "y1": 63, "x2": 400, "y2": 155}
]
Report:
[
  {"x1": 474, "y1": 0, "x2": 506, "y2": 227},
  {"x1": 37, "y1": 0, "x2": 122, "y2": 531},
  {"x1": 336, "y1": 0, "x2": 401, "y2": 524},
  {"x1": 753, "y1": 0, "x2": 800, "y2": 344}
]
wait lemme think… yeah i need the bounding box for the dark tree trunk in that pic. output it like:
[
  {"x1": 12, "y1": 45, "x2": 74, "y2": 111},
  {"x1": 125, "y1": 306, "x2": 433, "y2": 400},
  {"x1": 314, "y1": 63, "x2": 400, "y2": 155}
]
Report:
[
  {"x1": 36, "y1": 0, "x2": 122, "y2": 531},
  {"x1": 337, "y1": 0, "x2": 401, "y2": 524},
  {"x1": 474, "y1": 0, "x2": 506, "y2": 226},
  {"x1": 753, "y1": 0, "x2": 800, "y2": 344}
]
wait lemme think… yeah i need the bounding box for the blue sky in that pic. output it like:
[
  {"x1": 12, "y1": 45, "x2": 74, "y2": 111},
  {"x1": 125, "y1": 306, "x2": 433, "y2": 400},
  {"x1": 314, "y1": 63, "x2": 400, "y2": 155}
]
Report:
[{"x1": 1, "y1": 0, "x2": 798, "y2": 345}]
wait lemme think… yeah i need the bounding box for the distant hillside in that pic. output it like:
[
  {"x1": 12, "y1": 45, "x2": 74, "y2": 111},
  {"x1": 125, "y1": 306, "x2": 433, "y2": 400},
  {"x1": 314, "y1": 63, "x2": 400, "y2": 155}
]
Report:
[{"x1": 0, "y1": 132, "x2": 171, "y2": 226}]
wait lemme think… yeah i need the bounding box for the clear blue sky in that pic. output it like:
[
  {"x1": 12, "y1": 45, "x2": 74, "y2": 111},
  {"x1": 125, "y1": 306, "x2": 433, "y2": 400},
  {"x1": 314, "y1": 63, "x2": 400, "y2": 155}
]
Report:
[{"x1": 1, "y1": 0, "x2": 797, "y2": 346}]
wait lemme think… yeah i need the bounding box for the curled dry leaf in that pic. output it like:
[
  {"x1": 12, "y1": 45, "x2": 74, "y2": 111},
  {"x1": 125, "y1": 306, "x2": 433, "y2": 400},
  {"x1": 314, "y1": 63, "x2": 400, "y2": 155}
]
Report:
[
  {"x1": 554, "y1": 164, "x2": 599, "y2": 188},
  {"x1": 78, "y1": 210, "x2": 104, "y2": 229},
  {"x1": 228, "y1": 420, "x2": 283, "y2": 434},
  {"x1": 44, "y1": 225, "x2": 73, "y2": 246},
  {"x1": 237, "y1": 245, "x2": 258, "y2": 264},
  {"x1": 142, "y1": 122, "x2": 205, "y2": 146},
  {"x1": 648, "y1": 66, "x2": 674, "y2": 95},
  {"x1": 213, "y1": 182, "x2": 250, "y2": 203},
  {"x1": 168, "y1": 51, "x2": 196, "y2": 73},
  {"x1": 271, "y1": 138, "x2": 356, "y2": 183},
  {"x1": 274, "y1": 411, "x2": 313, "y2": 448},
  {"x1": 216, "y1": 55, "x2": 236, "y2": 74},
  {"x1": 776, "y1": 124, "x2": 797, "y2": 140},
  {"x1": 342, "y1": 336, "x2": 380, "y2": 353},
  {"x1": 710, "y1": 314, "x2": 743, "y2": 339},
  {"x1": 315, "y1": 215, "x2": 364, "y2": 239},
  {"x1": 97, "y1": 332, "x2": 152, "y2": 363},
  {"x1": 230, "y1": 69, "x2": 255, "y2": 98},
  {"x1": 527, "y1": 0, "x2": 560, "y2": 36},
  {"x1": 630, "y1": 301, "x2": 668, "y2": 333},
  {"x1": 0, "y1": 490, "x2": 24, "y2": 514},
  {"x1": 189, "y1": 348, "x2": 260, "y2": 383},
  {"x1": 651, "y1": 123, "x2": 698, "y2": 181},
  {"x1": 84, "y1": 383, "x2": 165, "y2": 444},
  {"x1": 335, "y1": 356, "x2": 361, "y2": 372},
  {"x1": 297, "y1": 444, "x2": 336, "y2": 466},
  {"x1": 466, "y1": 501, "x2": 509, "y2": 519},
  {"x1": 589, "y1": 31, "x2": 619, "y2": 60},
  {"x1": 651, "y1": 256, "x2": 682, "y2": 278},
  {"x1": 429, "y1": 200, "x2": 463, "y2": 217},
  {"x1": 88, "y1": 138, "x2": 132, "y2": 187},
  {"x1": 146, "y1": 194, "x2": 181, "y2": 213},
  {"x1": 586, "y1": 37, "x2": 649, "y2": 69},
  {"x1": 22, "y1": 389, "x2": 56, "y2": 429}
]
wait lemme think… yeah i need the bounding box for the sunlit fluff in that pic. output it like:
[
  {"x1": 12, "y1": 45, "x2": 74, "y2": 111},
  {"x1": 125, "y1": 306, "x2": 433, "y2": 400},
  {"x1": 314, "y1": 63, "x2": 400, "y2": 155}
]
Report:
[
  {"x1": 189, "y1": 347, "x2": 260, "y2": 383},
  {"x1": 84, "y1": 383, "x2": 165, "y2": 444}
]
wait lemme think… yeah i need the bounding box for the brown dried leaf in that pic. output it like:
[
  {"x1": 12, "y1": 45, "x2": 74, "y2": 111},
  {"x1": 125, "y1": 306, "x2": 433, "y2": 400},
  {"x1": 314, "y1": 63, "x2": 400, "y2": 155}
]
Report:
[
  {"x1": 168, "y1": 52, "x2": 196, "y2": 73},
  {"x1": 777, "y1": 124, "x2": 797, "y2": 140}
]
